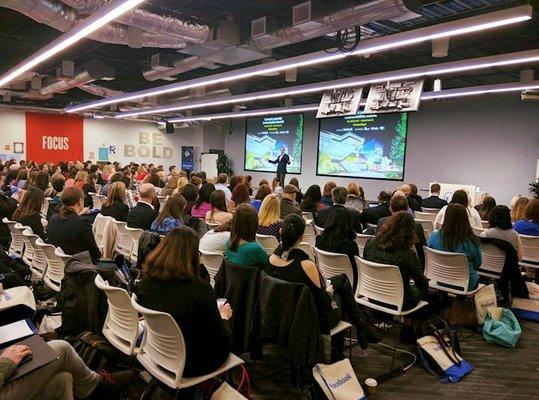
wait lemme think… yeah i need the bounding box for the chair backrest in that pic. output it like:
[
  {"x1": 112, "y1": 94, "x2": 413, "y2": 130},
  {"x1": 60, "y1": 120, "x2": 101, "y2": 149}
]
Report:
[
  {"x1": 206, "y1": 221, "x2": 221, "y2": 230},
  {"x1": 479, "y1": 243, "x2": 505, "y2": 278},
  {"x1": 416, "y1": 219, "x2": 434, "y2": 239},
  {"x1": 313, "y1": 225, "x2": 325, "y2": 235},
  {"x1": 157, "y1": 195, "x2": 168, "y2": 209},
  {"x1": 520, "y1": 234, "x2": 539, "y2": 263},
  {"x1": 24, "y1": 230, "x2": 47, "y2": 278},
  {"x1": 256, "y1": 234, "x2": 279, "y2": 256},
  {"x1": 40, "y1": 198, "x2": 50, "y2": 218},
  {"x1": 472, "y1": 226, "x2": 487, "y2": 237},
  {"x1": 114, "y1": 221, "x2": 134, "y2": 258},
  {"x1": 297, "y1": 242, "x2": 315, "y2": 261},
  {"x1": 131, "y1": 294, "x2": 186, "y2": 388},
  {"x1": 302, "y1": 221, "x2": 316, "y2": 247},
  {"x1": 415, "y1": 211, "x2": 436, "y2": 222},
  {"x1": 95, "y1": 184, "x2": 102, "y2": 195},
  {"x1": 200, "y1": 251, "x2": 225, "y2": 287},
  {"x1": 40, "y1": 244, "x2": 71, "y2": 292},
  {"x1": 354, "y1": 256, "x2": 405, "y2": 314},
  {"x1": 3, "y1": 218, "x2": 24, "y2": 255},
  {"x1": 422, "y1": 207, "x2": 441, "y2": 214},
  {"x1": 481, "y1": 220, "x2": 490, "y2": 229},
  {"x1": 90, "y1": 193, "x2": 104, "y2": 210},
  {"x1": 20, "y1": 226, "x2": 34, "y2": 265},
  {"x1": 125, "y1": 226, "x2": 144, "y2": 262},
  {"x1": 365, "y1": 222, "x2": 378, "y2": 232},
  {"x1": 355, "y1": 233, "x2": 374, "y2": 257},
  {"x1": 423, "y1": 246, "x2": 470, "y2": 294},
  {"x1": 94, "y1": 275, "x2": 139, "y2": 355},
  {"x1": 302, "y1": 211, "x2": 314, "y2": 222},
  {"x1": 93, "y1": 214, "x2": 114, "y2": 252},
  {"x1": 313, "y1": 247, "x2": 355, "y2": 289}
]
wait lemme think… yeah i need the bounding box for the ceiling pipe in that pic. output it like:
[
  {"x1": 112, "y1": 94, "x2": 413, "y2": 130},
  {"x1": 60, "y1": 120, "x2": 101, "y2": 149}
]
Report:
[
  {"x1": 0, "y1": 0, "x2": 186, "y2": 49},
  {"x1": 57, "y1": 0, "x2": 211, "y2": 42},
  {"x1": 115, "y1": 49, "x2": 539, "y2": 118},
  {"x1": 65, "y1": 5, "x2": 534, "y2": 113}
]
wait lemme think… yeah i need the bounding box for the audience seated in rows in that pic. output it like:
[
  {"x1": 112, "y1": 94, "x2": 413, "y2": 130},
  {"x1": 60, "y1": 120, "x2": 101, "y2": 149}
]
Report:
[
  {"x1": 429, "y1": 204, "x2": 482, "y2": 291},
  {"x1": 421, "y1": 183, "x2": 448, "y2": 209},
  {"x1": 316, "y1": 186, "x2": 362, "y2": 233}
]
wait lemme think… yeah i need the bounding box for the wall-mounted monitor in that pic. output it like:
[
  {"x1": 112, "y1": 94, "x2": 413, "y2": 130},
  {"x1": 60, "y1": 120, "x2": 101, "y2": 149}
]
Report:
[{"x1": 317, "y1": 113, "x2": 408, "y2": 181}]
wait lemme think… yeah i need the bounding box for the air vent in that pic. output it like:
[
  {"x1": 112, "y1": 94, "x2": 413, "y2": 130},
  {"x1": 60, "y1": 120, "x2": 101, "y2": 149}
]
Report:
[
  {"x1": 251, "y1": 16, "x2": 267, "y2": 38},
  {"x1": 293, "y1": 1, "x2": 312, "y2": 26}
]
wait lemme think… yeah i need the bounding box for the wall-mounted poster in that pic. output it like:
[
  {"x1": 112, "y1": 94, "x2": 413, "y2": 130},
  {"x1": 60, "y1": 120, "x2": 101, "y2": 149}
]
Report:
[
  {"x1": 182, "y1": 146, "x2": 194, "y2": 172},
  {"x1": 98, "y1": 147, "x2": 109, "y2": 162},
  {"x1": 13, "y1": 142, "x2": 23, "y2": 154},
  {"x1": 364, "y1": 80, "x2": 424, "y2": 114},
  {"x1": 316, "y1": 88, "x2": 363, "y2": 119}
]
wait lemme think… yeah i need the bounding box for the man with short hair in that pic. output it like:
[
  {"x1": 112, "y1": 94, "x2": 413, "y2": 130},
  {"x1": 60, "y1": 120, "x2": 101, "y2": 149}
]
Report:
[
  {"x1": 127, "y1": 183, "x2": 158, "y2": 230},
  {"x1": 268, "y1": 147, "x2": 290, "y2": 186},
  {"x1": 421, "y1": 183, "x2": 448, "y2": 209},
  {"x1": 398, "y1": 184, "x2": 422, "y2": 212},
  {"x1": 315, "y1": 186, "x2": 362, "y2": 232},
  {"x1": 360, "y1": 190, "x2": 392, "y2": 227},
  {"x1": 280, "y1": 184, "x2": 302, "y2": 218},
  {"x1": 214, "y1": 173, "x2": 232, "y2": 200},
  {"x1": 376, "y1": 194, "x2": 427, "y2": 266}
]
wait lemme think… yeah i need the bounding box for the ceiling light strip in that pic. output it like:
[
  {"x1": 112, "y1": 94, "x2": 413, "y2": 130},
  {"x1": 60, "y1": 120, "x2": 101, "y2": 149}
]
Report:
[
  {"x1": 117, "y1": 49, "x2": 539, "y2": 118},
  {"x1": 65, "y1": 5, "x2": 533, "y2": 113},
  {"x1": 166, "y1": 80, "x2": 539, "y2": 123},
  {"x1": 0, "y1": 0, "x2": 146, "y2": 88}
]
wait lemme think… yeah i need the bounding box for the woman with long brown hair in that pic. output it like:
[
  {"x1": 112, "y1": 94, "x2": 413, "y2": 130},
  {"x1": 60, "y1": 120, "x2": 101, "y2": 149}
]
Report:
[
  {"x1": 150, "y1": 193, "x2": 186, "y2": 234},
  {"x1": 225, "y1": 203, "x2": 267, "y2": 269},
  {"x1": 364, "y1": 211, "x2": 428, "y2": 308},
  {"x1": 136, "y1": 226, "x2": 232, "y2": 378},
  {"x1": 100, "y1": 181, "x2": 129, "y2": 222},
  {"x1": 205, "y1": 190, "x2": 232, "y2": 225},
  {"x1": 231, "y1": 184, "x2": 250, "y2": 209},
  {"x1": 13, "y1": 186, "x2": 46, "y2": 239},
  {"x1": 47, "y1": 187, "x2": 101, "y2": 262},
  {"x1": 428, "y1": 203, "x2": 482, "y2": 291}
]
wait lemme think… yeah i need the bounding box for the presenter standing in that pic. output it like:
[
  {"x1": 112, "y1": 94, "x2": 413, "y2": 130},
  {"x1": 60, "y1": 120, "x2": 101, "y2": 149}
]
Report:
[{"x1": 268, "y1": 147, "x2": 290, "y2": 186}]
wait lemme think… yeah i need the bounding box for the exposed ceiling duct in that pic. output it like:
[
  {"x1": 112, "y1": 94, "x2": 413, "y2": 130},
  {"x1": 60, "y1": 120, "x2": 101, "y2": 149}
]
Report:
[
  {"x1": 143, "y1": 55, "x2": 219, "y2": 82},
  {"x1": 39, "y1": 59, "x2": 115, "y2": 95},
  {"x1": 56, "y1": 0, "x2": 211, "y2": 43},
  {"x1": 251, "y1": 0, "x2": 420, "y2": 50},
  {"x1": 0, "y1": 0, "x2": 189, "y2": 49}
]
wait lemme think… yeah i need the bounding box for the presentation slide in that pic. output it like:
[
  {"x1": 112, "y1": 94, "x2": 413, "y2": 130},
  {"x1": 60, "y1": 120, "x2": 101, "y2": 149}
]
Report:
[
  {"x1": 317, "y1": 113, "x2": 408, "y2": 180},
  {"x1": 244, "y1": 114, "x2": 304, "y2": 174}
]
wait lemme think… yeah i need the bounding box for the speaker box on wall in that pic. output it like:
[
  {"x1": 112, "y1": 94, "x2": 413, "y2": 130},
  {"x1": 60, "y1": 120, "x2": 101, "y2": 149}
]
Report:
[{"x1": 165, "y1": 122, "x2": 174, "y2": 134}]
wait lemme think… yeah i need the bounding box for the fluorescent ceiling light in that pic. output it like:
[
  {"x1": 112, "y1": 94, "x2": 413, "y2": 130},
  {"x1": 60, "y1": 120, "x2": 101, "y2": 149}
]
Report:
[
  {"x1": 0, "y1": 0, "x2": 146, "y2": 88},
  {"x1": 118, "y1": 49, "x2": 539, "y2": 118},
  {"x1": 66, "y1": 5, "x2": 533, "y2": 113},
  {"x1": 166, "y1": 80, "x2": 539, "y2": 123}
]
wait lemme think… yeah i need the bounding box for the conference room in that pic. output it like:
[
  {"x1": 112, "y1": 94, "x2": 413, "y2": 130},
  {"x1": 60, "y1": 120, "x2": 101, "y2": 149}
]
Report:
[{"x1": 0, "y1": 0, "x2": 538, "y2": 399}]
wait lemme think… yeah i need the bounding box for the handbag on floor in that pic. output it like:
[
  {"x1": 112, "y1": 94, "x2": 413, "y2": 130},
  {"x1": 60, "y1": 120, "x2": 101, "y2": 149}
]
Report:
[
  {"x1": 482, "y1": 307, "x2": 521, "y2": 348},
  {"x1": 416, "y1": 322, "x2": 472, "y2": 383},
  {"x1": 474, "y1": 284, "x2": 497, "y2": 324},
  {"x1": 312, "y1": 358, "x2": 366, "y2": 400}
]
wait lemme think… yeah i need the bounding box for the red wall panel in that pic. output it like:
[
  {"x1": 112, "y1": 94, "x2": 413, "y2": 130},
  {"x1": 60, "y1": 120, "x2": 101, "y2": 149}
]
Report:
[{"x1": 25, "y1": 112, "x2": 83, "y2": 164}]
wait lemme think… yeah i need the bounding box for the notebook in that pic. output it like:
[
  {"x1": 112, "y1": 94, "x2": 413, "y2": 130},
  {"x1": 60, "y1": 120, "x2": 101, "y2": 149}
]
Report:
[{"x1": 5, "y1": 335, "x2": 58, "y2": 383}]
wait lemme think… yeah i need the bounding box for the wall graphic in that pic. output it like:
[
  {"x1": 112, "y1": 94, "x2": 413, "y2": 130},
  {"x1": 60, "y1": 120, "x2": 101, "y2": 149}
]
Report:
[{"x1": 25, "y1": 112, "x2": 83, "y2": 163}]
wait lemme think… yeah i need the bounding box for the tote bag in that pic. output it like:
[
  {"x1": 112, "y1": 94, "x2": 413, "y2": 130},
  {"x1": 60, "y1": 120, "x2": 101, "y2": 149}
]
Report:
[
  {"x1": 313, "y1": 358, "x2": 366, "y2": 400},
  {"x1": 483, "y1": 307, "x2": 521, "y2": 348},
  {"x1": 474, "y1": 284, "x2": 497, "y2": 324},
  {"x1": 211, "y1": 382, "x2": 248, "y2": 400}
]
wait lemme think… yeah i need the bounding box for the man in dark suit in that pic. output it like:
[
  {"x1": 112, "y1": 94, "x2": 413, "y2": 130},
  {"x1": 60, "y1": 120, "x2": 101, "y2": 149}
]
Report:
[
  {"x1": 376, "y1": 195, "x2": 427, "y2": 266},
  {"x1": 316, "y1": 186, "x2": 362, "y2": 233},
  {"x1": 268, "y1": 147, "x2": 290, "y2": 186},
  {"x1": 399, "y1": 184, "x2": 422, "y2": 212},
  {"x1": 421, "y1": 183, "x2": 448, "y2": 209},
  {"x1": 280, "y1": 184, "x2": 302, "y2": 218},
  {"x1": 360, "y1": 191, "x2": 392, "y2": 227},
  {"x1": 127, "y1": 183, "x2": 158, "y2": 231}
]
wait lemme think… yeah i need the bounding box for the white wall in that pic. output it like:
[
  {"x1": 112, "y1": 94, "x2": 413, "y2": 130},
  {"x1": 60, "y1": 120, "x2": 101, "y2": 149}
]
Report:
[
  {"x1": 223, "y1": 93, "x2": 539, "y2": 205},
  {"x1": 0, "y1": 111, "x2": 26, "y2": 159}
]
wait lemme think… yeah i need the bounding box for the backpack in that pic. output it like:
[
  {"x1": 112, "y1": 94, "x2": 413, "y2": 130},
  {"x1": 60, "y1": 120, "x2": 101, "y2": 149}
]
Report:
[{"x1": 71, "y1": 331, "x2": 117, "y2": 371}]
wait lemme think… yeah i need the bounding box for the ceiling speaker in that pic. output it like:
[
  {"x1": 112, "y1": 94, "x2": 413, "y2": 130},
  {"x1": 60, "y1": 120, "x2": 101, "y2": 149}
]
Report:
[{"x1": 165, "y1": 122, "x2": 174, "y2": 134}]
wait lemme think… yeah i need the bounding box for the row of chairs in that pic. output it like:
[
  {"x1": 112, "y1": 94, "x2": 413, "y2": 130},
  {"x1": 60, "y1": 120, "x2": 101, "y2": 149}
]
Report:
[{"x1": 3, "y1": 218, "x2": 71, "y2": 292}]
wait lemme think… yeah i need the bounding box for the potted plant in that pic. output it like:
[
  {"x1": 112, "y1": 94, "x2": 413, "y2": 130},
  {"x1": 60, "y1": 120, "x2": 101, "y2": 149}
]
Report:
[
  {"x1": 529, "y1": 179, "x2": 539, "y2": 199},
  {"x1": 217, "y1": 153, "x2": 233, "y2": 176}
]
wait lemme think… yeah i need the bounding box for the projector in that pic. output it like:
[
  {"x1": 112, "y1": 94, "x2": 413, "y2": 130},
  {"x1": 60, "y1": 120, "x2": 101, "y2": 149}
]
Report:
[{"x1": 521, "y1": 90, "x2": 539, "y2": 101}]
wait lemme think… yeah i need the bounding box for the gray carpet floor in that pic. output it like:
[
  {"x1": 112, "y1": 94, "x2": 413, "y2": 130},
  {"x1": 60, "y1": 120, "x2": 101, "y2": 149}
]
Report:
[{"x1": 250, "y1": 319, "x2": 539, "y2": 399}]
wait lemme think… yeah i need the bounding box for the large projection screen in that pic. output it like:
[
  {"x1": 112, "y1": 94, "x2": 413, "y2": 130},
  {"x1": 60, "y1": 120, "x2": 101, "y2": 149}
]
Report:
[
  {"x1": 244, "y1": 113, "x2": 304, "y2": 174},
  {"x1": 317, "y1": 113, "x2": 408, "y2": 181}
]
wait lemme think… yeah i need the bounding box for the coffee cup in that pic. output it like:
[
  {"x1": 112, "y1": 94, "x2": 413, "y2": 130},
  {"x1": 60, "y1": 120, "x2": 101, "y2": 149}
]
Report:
[{"x1": 365, "y1": 378, "x2": 377, "y2": 397}]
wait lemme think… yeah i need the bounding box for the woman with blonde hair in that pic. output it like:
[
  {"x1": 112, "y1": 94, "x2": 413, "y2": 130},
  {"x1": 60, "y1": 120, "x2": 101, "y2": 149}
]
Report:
[
  {"x1": 511, "y1": 197, "x2": 529, "y2": 223},
  {"x1": 173, "y1": 176, "x2": 189, "y2": 194},
  {"x1": 257, "y1": 194, "x2": 282, "y2": 240},
  {"x1": 102, "y1": 164, "x2": 115, "y2": 182},
  {"x1": 73, "y1": 170, "x2": 88, "y2": 189},
  {"x1": 100, "y1": 181, "x2": 129, "y2": 222},
  {"x1": 161, "y1": 175, "x2": 179, "y2": 196},
  {"x1": 345, "y1": 182, "x2": 367, "y2": 211}
]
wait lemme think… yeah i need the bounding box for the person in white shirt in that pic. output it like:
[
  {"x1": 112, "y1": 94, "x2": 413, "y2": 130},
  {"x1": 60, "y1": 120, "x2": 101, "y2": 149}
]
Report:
[
  {"x1": 214, "y1": 173, "x2": 232, "y2": 201},
  {"x1": 199, "y1": 222, "x2": 231, "y2": 254},
  {"x1": 434, "y1": 189, "x2": 482, "y2": 230}
]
